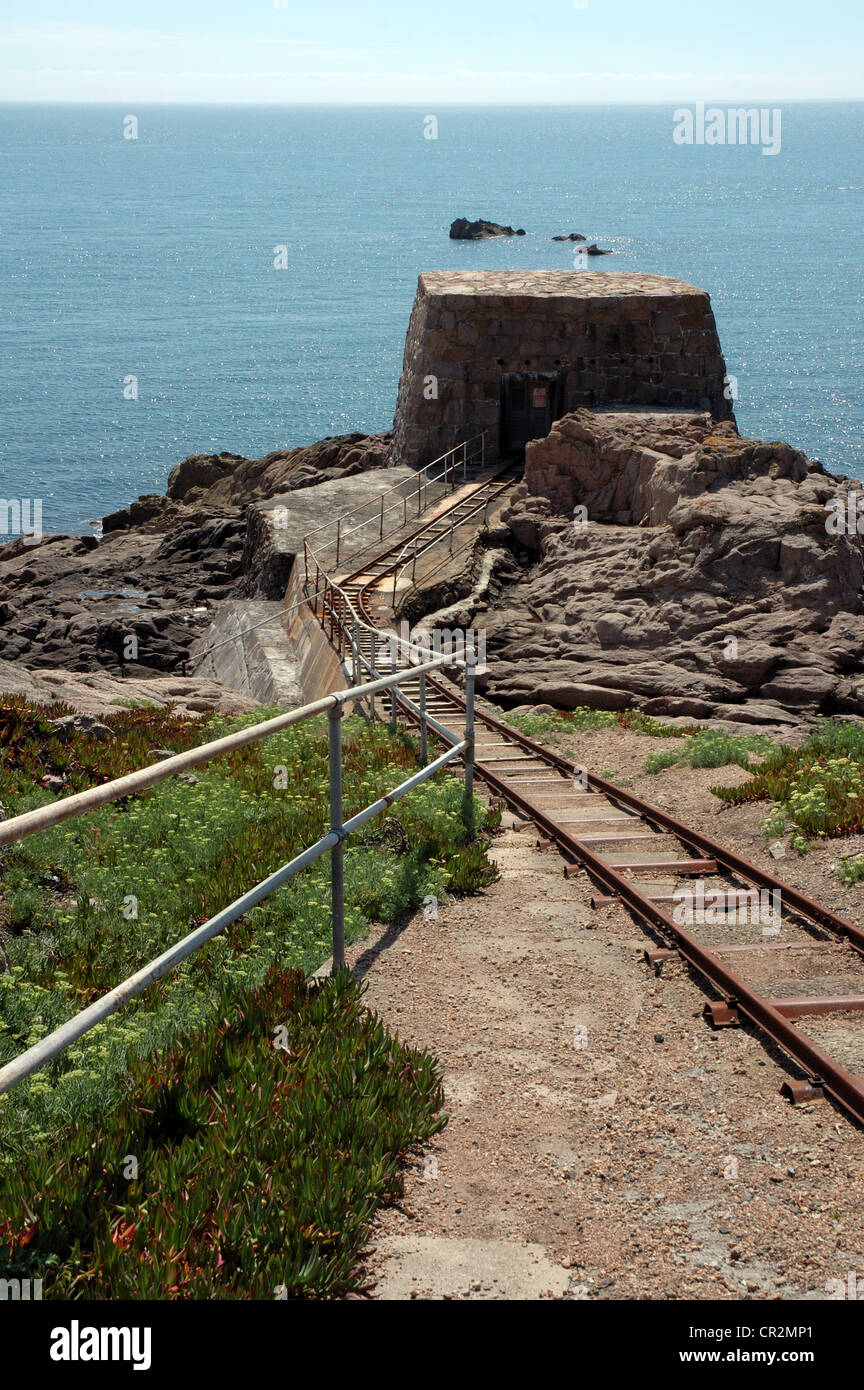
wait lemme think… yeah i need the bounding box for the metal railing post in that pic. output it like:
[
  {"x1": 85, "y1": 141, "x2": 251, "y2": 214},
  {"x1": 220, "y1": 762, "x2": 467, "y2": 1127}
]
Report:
[
  {"x1": 379, "y1": 494, "x2": 385, "y2": 538},
  {"x1": 417, "y1": 471, "x2": 422, "y2": 515},
  {"x1": 464, "y1": 651, "x2": 476, "y2": 802},
  {"x1": 0, "y1": 649, "x2": 474, "y2": 1097},
  {"x1": 390, "y1": 685, "x2": 398, "y2": 733},
  {"x1": 419, "y1": 671, "x2": 428, "y2": 764},
  {"x1": 328, "y1": 705, "x2": 346, "y2": 973},
  {"x1": 462, "y1": 441, "x2": 467, "y2": 481},
  {"x1": 335, "y1": 519, "x2": 341, "y2": 566}
]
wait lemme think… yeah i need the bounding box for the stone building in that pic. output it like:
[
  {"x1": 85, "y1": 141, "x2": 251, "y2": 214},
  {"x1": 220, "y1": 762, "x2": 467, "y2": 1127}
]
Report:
[{"x1": 391, "y1": 270, "x2": 733, "y2": 468}]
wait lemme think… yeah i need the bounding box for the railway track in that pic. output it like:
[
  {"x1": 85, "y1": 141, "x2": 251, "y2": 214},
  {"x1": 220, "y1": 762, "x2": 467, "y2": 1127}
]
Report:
[{"x1": 312, "y1": 468, "x2": 864, "y2": 1131}]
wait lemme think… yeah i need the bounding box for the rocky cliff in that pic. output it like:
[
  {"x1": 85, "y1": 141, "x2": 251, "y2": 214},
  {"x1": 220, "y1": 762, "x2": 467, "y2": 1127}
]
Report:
[
  {"x1": 462, "y1": 409, "x2": 864, "y2": 733},
  {"x1": 0, "y1": 432, "x2": 391, "y2": 695}
]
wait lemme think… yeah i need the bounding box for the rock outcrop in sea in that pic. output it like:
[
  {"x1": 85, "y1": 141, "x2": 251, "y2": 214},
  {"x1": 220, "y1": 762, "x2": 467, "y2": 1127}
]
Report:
[{"x1": 449, "y1": 218, "x2": 526, "y2": 239}]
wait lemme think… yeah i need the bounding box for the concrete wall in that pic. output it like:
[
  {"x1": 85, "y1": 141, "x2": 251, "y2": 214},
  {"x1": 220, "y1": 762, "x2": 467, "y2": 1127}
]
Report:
[
  {"x1": 192, "y1": 600, "x2": 306, "y2": 706},
  {"x1": 192, "y1": 573, "x2": 348, "y2": 709},
  {"x1": 392, "y1": 270, "x2": 733, "y2": 468},
  {"x1": 282, "y1": 563, "x2": 349, "y2": 703}
]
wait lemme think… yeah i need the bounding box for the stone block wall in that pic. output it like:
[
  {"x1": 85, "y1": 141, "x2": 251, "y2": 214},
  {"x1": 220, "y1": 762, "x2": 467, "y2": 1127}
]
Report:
[{"x1": 391, "y1": 271, "x2": 733, "y2": 467}]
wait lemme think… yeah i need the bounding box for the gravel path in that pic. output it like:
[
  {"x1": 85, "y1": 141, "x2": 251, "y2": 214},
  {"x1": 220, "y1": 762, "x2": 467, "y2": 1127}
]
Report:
[{"x1": 353, "y1": 730, "x2": 864, "y2": 1301}]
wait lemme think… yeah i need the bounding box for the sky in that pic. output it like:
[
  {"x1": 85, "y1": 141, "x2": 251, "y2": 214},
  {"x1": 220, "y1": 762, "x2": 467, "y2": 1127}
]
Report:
[{"x1": 0, "y1": 0, "x2": 862, "y2": 104}]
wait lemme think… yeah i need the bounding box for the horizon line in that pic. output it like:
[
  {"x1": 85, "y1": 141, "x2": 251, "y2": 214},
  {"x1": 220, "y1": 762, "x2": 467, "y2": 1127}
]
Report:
[{"x1": 1, "y1": 96, "x2": 863, "y2": 106}]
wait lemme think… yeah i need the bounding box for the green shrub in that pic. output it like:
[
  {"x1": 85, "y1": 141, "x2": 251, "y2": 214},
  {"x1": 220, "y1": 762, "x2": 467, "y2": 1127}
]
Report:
[
  {"x1": 643, "y1": 751, "x2": 680, "y2": 774},
  {"x1": 689, "y1": 730, "x2": 774, "y2": 769},
  {"x1": 838, "y1": 854, "x2": 864, "y2": 885},
  {"x1": 505, "y1": 709, "x2": 607, "y2": 741},
  {"x1": 645, "y1": 729, "x2": 775, "y2": 775},
  {"x1": 506, "y1": 705, "x2": 691, "y2": 744},
  {"x1": 618, "y1": 710, "x2": 695, "y2": 739},
  {"x1": 7, "y1": 886, "x2": 48, "y2": 933}
]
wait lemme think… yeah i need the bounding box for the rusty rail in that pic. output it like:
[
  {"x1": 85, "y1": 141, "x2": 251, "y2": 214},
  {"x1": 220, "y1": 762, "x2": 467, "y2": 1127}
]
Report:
[{"x1": 319, "y1": 509, "x2": 864, "y2": 1130}]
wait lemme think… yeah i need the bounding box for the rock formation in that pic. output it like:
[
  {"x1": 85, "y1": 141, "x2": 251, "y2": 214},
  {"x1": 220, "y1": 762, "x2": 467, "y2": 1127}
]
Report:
[
  {"x1": 0, "y1": 659, "x2": 260, "y2": 717},
  {"x1": 449, "y1": 219, "x2": 526, "y2": 239},
  {"x1": 103, "y1": 431, "x2": 391, "y2": 531},
  {"x1": 464, "y1": 409, "x2": 864, "y2": 732},
  {"x1": 0, "y1": 431, "x2": 391, "y2": 681}
]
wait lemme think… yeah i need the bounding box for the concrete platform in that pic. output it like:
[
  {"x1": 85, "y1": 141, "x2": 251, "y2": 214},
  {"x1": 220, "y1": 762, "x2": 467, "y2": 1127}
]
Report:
[{"x1": 369, "y1": 1235, "x2": 571, "y2": 1301}]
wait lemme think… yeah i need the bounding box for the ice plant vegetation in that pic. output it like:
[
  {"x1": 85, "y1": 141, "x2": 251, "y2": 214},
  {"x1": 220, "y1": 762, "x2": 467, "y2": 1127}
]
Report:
[
  {"x1": 0, "y1": 697, "x2": 500, "y2": 1294},
  {"x1": 710, "y1": 718, "x2": 864, "y2": 844},
  {"x1": 1, "y1": 967, "x2": 446, "y2": 1298}
]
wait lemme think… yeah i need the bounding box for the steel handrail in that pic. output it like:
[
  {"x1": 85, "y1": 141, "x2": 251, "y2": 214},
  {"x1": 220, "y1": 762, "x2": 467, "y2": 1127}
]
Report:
[
  {"x1": 0, "y1": 654, "x2": 476, "y2": 1098},
  {"x1": 303, "y1": 432, "x2": 486, "y2": 568},
  {"x1": 303, "y1": 548, "x2": 437, "y2": 679},
  {"x1": 302, "y1": 431, "x2": 485, "y2": 545},
  {"x1": 388, "y1": 474, "x2": 506, "y2": 605}
]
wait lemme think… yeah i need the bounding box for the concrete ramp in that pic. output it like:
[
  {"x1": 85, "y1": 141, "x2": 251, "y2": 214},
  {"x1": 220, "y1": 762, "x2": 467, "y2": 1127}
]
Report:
[{"x1": 191, "y1": 600, "x2": 305, "y2": 707}]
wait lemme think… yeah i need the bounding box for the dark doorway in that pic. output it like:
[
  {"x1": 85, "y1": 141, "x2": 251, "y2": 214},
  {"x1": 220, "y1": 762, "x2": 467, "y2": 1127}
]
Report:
[{"x1": 499, "y1": 372, "x2": 564, "y2": 452}]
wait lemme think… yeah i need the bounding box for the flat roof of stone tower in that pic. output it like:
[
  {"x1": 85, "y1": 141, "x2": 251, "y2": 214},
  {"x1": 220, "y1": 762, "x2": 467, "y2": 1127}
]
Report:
[{"x1": 417, "y1": 270, "x2": 706, "y2": 299}]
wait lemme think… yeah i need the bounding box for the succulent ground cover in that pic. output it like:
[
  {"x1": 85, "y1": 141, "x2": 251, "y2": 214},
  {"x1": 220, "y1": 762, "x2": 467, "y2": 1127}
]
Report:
[
  {"x1": 0, "y1": 697, "x2": 499, "y2": 1296},
  {"x1": 506, "y1": 705, "x2": 693, "y2": 743},
  {"x1": 506, "y1": 703, "x2": 864, "y2": 867},
  {"x1": 710, "y1": 717, "x2": 864, "y2": 859},
  {"x1": 1, "y1": 967, "x2": 446, "y2": 1299}
]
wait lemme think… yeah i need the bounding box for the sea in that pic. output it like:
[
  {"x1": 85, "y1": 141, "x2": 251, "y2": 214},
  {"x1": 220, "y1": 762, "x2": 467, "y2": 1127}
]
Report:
[{"x1": 1, "y1": 102, "x2": 862, "y2": 535}]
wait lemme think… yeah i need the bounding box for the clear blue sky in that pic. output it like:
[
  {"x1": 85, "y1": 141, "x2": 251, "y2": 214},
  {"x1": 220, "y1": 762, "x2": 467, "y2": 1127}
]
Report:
[{"x1": 1, "y1": 0, "x2": 862, "y2": 103}]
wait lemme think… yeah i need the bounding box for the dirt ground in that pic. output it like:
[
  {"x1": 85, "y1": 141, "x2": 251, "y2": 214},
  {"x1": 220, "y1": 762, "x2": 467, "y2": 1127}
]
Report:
[{"x1": 353, "y1": 722, "x2": 864, "y2": 1301}]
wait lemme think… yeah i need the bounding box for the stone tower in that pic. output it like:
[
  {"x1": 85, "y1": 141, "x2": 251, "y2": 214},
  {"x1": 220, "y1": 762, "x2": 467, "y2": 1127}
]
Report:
[{"x1": 391, "y1": 270, "x2": 733, "y2": 468}]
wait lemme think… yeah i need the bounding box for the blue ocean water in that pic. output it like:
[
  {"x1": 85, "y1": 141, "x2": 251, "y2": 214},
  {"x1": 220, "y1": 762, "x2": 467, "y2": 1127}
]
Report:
[{"x1": 1, "y1": 102, "x2": 862, "y2": 534}]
